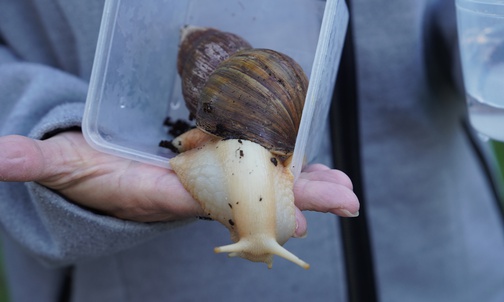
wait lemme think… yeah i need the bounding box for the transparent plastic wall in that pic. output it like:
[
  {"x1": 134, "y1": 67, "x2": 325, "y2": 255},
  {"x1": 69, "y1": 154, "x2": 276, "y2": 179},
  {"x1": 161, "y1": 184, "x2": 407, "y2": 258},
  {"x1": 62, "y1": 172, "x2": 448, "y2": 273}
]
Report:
[{"x1": 83, "y1": 0, "x2": 348, "y2": 178}]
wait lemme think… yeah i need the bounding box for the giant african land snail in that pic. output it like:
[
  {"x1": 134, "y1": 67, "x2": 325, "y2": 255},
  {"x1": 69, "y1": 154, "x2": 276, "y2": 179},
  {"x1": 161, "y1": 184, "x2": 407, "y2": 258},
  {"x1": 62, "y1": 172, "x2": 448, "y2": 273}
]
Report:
[{"x1": 169, "y1": 26, "x2": 309, "y2": 269}]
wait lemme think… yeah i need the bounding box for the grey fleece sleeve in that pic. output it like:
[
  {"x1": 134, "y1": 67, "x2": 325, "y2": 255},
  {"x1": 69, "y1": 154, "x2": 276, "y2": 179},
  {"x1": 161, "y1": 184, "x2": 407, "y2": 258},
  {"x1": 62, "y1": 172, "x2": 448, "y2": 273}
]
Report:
[{"x1": 0, "y1": 47, "x2": 192, "y2": 267}]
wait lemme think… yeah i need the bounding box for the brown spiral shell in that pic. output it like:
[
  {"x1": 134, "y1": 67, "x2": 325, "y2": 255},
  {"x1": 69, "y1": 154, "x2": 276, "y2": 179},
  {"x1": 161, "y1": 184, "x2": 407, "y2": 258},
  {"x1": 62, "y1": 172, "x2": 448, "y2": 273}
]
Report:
[
  {"x1": 196, "y1": 49, "x2": 307, "y2": 155},
  {"x1": 178, "y1": 28, "x2": 308, "y2": 155}
]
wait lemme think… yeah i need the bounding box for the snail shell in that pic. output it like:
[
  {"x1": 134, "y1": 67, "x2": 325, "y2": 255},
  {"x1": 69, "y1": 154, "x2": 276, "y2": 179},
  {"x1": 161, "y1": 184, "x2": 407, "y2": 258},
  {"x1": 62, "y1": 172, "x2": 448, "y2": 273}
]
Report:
[
  {"x1": 170, "y1": 27, "x2": 309, "y2": 269},
  {"x1": 196, "y1": 48, "x2": 308, "y2": 156}
]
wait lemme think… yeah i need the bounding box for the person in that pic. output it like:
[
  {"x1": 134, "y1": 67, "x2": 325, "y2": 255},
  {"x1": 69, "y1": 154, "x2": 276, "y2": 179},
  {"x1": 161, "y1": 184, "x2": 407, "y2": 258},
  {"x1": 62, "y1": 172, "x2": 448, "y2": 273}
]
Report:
[
  {"x1": 2, "y1": 1, "x2": 504, "y2": 302},
  {"x1": 0, "y1": 1, "x2": 358, "y2": 302}
]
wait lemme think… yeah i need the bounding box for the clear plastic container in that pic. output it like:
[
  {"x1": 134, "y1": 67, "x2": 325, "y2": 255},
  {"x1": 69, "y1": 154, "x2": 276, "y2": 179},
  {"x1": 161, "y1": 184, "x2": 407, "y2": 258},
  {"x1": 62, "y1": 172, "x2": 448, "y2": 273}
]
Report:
[
  {"x1": 83, "y1": 0, "x2": 348, "y2": 178},
  {"x1": 456, "y1": 0, "x2": 504, "y2": 141}
]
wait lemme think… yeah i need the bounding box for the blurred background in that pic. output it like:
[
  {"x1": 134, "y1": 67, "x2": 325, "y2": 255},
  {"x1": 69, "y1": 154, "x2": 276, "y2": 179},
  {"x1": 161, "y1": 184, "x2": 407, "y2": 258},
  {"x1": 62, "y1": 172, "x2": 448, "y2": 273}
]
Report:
[
  {"x1": 0, "y1": 243, "x2": 8, "y2": 302},
  {"x1": 486, "y1": 140, "x2": 504, "y2": 216}
]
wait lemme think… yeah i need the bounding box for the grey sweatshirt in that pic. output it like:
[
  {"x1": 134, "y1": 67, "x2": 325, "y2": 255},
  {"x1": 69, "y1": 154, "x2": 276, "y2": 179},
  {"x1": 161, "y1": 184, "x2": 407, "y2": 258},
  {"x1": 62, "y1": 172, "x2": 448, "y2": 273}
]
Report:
[{"x1": 0, "y1": 0, "x2": 503, "y2": 302}]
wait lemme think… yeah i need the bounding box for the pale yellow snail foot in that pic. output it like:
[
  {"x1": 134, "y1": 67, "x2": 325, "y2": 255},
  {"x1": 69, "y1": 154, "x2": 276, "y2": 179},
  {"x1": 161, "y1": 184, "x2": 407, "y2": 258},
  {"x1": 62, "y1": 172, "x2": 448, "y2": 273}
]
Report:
[{"x1": 169, "y1": 129, "x2": 309, "y2": 269}]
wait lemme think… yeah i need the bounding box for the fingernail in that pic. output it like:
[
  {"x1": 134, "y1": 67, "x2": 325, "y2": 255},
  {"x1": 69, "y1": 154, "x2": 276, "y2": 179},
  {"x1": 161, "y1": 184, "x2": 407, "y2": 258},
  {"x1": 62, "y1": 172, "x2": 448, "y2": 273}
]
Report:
[{"x1": 341, "y1": 209, "x2": 359, "y2": 217}]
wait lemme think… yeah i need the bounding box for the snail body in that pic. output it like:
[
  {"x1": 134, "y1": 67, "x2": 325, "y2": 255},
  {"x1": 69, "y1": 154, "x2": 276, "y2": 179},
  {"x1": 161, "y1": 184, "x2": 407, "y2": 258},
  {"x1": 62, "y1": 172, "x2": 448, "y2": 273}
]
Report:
[
  {"x1": 169, "y1": 27, "x2": 309, "y2": 269},
  {"x1": 170, "y1": 133, "x2": 307, "y2": 268}
]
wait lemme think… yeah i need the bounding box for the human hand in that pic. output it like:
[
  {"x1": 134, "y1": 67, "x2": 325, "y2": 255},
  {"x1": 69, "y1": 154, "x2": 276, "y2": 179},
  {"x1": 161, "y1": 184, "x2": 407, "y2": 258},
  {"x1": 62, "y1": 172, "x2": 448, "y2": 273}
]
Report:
[{"x1": 0, "y1": 132, "x2": 359, "y2": 236}]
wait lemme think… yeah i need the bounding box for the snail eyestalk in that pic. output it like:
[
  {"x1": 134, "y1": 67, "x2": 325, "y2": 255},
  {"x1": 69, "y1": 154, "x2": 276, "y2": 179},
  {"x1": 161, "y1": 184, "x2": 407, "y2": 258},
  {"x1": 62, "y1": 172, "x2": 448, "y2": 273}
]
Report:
[{"x1": 214, "y1": 238, "x2": 310, "y2": 270}]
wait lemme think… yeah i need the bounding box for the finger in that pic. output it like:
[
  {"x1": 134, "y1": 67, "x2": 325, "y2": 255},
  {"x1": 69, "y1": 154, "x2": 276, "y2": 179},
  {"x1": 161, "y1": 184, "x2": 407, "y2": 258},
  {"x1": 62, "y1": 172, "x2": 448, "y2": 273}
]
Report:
[
  {"x1": 0, "y1": 135, "x2": 48, "y2": 182},
  {"x1": 0, "y1": 133, "x2": 98, "y2": 184},
  {"x1": 300, "y1": 166, "x2": 353, "y2": 190},
  {"x1": 301, "y1": 163, "x2": 331, "y2": 173},
  {"x1": 293, "y1": 207, "x2": 308, "y2": 238},
  {"x1": 294, "y1": 176, "x2": 360, "y2": 217},
  {"x1": 119, "y1": 168, "x2": 204, "y2": 220}
]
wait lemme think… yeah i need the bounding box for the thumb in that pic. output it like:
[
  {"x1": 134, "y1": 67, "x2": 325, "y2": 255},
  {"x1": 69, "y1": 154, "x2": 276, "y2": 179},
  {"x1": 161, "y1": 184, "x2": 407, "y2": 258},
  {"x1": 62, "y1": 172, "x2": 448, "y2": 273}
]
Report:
[{"x1": 0, "y1": 135, "x2": 49, "y2": 182}]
